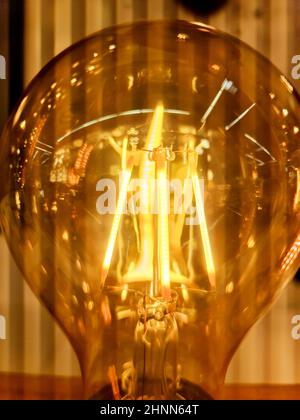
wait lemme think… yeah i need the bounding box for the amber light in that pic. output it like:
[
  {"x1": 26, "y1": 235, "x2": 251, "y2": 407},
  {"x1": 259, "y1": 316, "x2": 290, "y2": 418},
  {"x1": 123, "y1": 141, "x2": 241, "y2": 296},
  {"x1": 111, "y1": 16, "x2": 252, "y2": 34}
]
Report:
[{"x1": 1, "y1": 21, "x2": 300, "y2": 400}]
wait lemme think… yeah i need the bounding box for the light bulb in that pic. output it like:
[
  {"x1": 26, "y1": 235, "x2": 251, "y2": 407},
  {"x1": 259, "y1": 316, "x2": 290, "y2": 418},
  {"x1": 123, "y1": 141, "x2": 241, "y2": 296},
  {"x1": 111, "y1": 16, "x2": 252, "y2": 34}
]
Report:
[{"x1": 1, "y1": 20, "x2": 300, "y2": 400}]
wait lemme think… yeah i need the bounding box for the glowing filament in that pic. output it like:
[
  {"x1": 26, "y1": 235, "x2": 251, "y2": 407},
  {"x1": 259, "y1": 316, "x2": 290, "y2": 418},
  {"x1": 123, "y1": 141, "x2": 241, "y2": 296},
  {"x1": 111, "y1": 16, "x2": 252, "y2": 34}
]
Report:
[
  {"x1": 192, "y1": 173, "x2": 216, "y2": 288},
  {"x1": 124, "y1": 103, "x2": 165, "y2": 287},
  {"x1": 157, "y1": 164, "x2": 171, "y2": 296},
  {"x1": 101, "y1": 138, "x2": 132, "y2": 287},
  {"x1": 140, "y1": 103, "x2": 164, "y2": 216},
  {"x1": 148, "y1": 104, "x2": 164, "y2": 148}
]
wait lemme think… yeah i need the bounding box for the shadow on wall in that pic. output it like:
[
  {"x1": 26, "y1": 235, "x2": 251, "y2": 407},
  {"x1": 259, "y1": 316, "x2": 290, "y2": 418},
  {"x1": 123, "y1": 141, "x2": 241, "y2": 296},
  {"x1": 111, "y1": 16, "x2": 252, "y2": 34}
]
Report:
[{"x1": 176, "y1": 0, "x2": 229, "y2": 15}]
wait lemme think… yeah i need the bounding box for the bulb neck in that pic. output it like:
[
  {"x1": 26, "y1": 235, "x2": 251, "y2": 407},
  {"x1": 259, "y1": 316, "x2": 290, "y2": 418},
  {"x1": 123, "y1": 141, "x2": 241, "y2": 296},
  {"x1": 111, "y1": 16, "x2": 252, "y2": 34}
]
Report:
[
  {"x1": 121, "y1": 295, "x2": 179, "y2": 400},
  {"x1": 80, "y1": 289, "x2": 224, "y2": 401}
]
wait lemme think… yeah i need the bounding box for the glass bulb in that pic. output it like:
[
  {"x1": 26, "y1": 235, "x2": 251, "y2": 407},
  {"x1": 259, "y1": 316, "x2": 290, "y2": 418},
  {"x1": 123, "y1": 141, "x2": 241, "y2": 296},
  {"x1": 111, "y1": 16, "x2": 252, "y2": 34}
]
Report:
[{"x1": 1, "y1": 20, "x2": 300, "y2": 400}]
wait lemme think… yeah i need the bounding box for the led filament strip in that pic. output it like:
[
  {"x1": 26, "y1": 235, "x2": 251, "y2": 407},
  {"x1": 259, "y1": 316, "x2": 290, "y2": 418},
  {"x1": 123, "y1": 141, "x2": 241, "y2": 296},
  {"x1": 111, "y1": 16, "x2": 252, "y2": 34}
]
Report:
[{"x1": 100, "y1": 103, "x2": 216, "y2": 295}]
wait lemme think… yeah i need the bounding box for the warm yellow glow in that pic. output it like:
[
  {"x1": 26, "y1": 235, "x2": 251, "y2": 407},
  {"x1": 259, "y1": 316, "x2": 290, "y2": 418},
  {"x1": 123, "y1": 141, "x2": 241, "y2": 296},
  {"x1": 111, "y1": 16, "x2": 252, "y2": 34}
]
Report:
[
  {"x1": 141, "y1": 104, "x2": 164, "y2": 221},
  {"x1": 192, "y1": 172, "x2": 216, "y2": 288},
  {"x1": 121, "y1": 284, "x2": 129, "y2": 302},
  {"x1": 294, "y1": 170, "x2": 300, "y2": 210},
  {"x1": 62, "y1": 230, "x2": 69, "y2": 241},
  {"x1": 157, "y1": 164, "x2": 171, "y2": 297},
  {"x1": 101, "y1": 138, "x2": 132, "y2": 287},
  {"x1": 101, "y1": 168, "x2": 132, "y2": 286},
  {"x1": 181, "y1": 284, "x2": 189, "y2": 302},
  {"x1": 148, "y1": 104, "x2": 164, "y2": 148},
  {"x1": 247, "y1": 235, "x2": 255, "y2": 249},
  {"x1": 15, "y1": 191, "x2": 21, "y2": 210},
  {"x1": 122, "y1": 137, "x2": 129, "y2": 170},
  {"x1": 20, "y1": 120, "x2": 26, "y2": 130},
  {"x1": 124, "y1": 104, "x2": 165, "y2": 285},
  {"x1": 226, "y1": 281, "x2": 234, "y2": 294},
  {"x1": 143, "y1": 104, "x2": 167, "y2": 295},
  {"x1": 101, "y1": 103, "x2": 209, "y2": 294}
]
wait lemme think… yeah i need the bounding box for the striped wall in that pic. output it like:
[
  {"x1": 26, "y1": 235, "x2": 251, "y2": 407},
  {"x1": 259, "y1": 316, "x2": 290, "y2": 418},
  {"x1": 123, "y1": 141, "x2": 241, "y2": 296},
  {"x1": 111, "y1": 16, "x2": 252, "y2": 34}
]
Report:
[
  {"x1": 0, "y1": 0, "x2": 300, "y2": 384},
  {"x1": 0, "y1": 1, "x2": 9, "y2": 130}
]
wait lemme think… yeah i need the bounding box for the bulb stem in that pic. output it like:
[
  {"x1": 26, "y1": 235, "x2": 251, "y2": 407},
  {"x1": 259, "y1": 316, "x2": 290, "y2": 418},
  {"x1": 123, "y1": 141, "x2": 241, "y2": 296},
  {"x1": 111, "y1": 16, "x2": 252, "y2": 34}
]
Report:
[{"x1": 122, "y1": 296, "x2": 179, "y2": 400}]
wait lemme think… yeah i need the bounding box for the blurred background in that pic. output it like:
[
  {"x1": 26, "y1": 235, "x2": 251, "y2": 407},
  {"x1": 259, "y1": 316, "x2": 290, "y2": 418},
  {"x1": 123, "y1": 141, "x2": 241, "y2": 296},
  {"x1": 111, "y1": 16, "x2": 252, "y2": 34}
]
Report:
[{"x1": 0, "y1": 0, "x2": 300, "y2": 386}]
